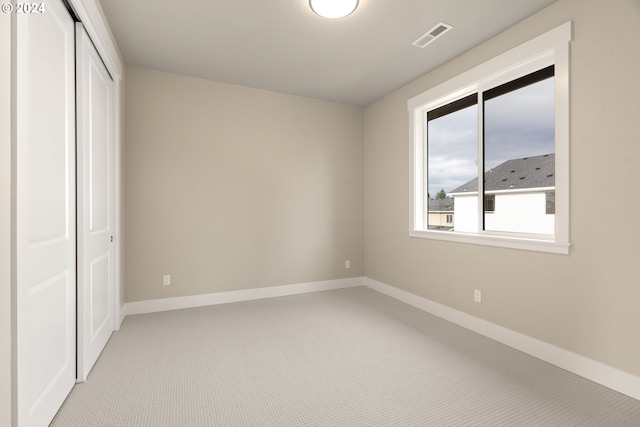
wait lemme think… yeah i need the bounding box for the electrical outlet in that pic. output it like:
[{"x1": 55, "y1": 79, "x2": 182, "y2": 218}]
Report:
[
  {"x1": 345, "y1": 260, "x2": 351, "y2": 269},
  {"x1": 163, "y1": 275, "x2": 171, "y2": 286},
  {"x1": 474, "y1": 289, "x2": 482, "y2": 303}
]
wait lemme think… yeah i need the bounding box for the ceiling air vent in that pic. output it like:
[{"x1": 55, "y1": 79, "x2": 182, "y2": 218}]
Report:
[{"x1": 412, "y1": 22, "x2": 453, "y2": 48}]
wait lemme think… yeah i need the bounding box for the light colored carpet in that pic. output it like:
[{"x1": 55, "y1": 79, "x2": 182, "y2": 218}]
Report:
[{"x1": 52, "y1": 287, "x2": 640, "y2": 426}]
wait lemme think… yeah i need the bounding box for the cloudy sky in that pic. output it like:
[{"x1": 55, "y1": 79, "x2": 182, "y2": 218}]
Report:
[{"x1": 427, "y1": 77, "x2": 555, "y2": 197}]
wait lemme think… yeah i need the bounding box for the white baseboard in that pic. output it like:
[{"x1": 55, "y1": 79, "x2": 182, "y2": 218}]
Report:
[
  {"x1": 364, "y1": 277, "x2": 640, "y2": 402},
  {"x1": 124, "y1": 277, "x2": 365, "y2": 316}
]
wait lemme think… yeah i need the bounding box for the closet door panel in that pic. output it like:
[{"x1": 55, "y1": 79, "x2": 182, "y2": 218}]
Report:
[
  {"x1": 76, "y1": 24, "x2": 116, "y2": 382},
  {"x1": 14, "y1": 0, "x2": 77, "y2": 425}
]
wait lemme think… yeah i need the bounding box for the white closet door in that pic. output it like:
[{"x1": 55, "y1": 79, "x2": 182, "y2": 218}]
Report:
[
  {"x1": 14, "y1": 0, "x2": 77, "y2": 425},
  {"x1": 76, "y1": 24, "x2": 116, "y2": 381}
]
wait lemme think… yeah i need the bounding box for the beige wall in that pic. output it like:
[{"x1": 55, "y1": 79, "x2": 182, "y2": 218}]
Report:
[
  {"x1": 364, "y1": 0, "x2": 640, "y2": 377},
  {"x1": 125, "y1": 67, "x2": 364, "y2": 302},
  {"x1": 0, "y1": 11, "x2": 12, "y2": 427}
]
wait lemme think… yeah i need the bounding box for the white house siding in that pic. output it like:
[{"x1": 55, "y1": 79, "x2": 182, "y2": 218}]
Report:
[
  {"x1": 486, "y1": 192, "x2": 554, "y2": 234},
  {"x1": 453, "y1": 192, "x2": 554, "y2": 235},
  {"x1": 453, "y1": 196, "x2": 478, "y2": 232}
]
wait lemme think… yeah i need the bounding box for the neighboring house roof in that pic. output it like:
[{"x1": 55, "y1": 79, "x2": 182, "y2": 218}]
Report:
[
  {"x1": 450, "y1": 153, "x2": 555, "y2": 194},
  {"x1": 428, "y1": 198, "x2": 454, "y2": 212}
]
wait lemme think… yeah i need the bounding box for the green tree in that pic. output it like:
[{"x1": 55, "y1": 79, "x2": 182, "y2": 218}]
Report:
[{"x1": 435, "y1": 188, "x2": 447, "y2": 200}]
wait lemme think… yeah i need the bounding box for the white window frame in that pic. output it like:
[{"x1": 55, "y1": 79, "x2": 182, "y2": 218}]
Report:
[{"x1": 408, "y1": 21, "x2": 572, "y2": 255}]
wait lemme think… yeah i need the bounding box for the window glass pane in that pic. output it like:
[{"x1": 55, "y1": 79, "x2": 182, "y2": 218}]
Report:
[
  {"x1": 546, "y1": 191, "x2": 555, "y2": 215},
  {"x1": 483, "y1": 74, "x2": 555, "y2": 234},
  {"x1": 427, "y1": 102, "x2": 477, "y2": 231},
  {"x1": 484, "y1": 195, "x2": 495, "y2": 212}
]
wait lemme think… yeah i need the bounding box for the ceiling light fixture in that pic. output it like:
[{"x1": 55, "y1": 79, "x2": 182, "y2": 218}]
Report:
[{"x1": 309, "y1": 0, "x2": 359, "y2": 19}]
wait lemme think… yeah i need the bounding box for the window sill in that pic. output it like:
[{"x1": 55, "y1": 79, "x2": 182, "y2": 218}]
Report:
[{"x1": 408, "y1": 229, "x2": 570, "y2": 255}]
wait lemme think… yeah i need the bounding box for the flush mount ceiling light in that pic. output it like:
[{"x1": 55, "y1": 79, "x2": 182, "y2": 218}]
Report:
[{"x1": 309, "y1": 0, "x2": 359, "y2": 19}]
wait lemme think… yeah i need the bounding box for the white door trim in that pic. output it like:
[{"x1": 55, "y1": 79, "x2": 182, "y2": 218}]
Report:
[
  {"x1": 114, "y1": 78, "x2": 124, "y2": 330},
  {"x1": 67, "y1": 0, "x2": 123, "y2": 80}
]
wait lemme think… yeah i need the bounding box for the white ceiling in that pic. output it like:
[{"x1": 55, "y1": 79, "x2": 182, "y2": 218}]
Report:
[{"x1": 99, "y1": 0, "x2": 557, "y2": 106}]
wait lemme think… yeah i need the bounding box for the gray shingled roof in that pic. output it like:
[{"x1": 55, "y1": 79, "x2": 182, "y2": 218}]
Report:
[
  {"x1": 450, "y1": 153, "x2": 554, "y2": 194},
  {"x1": 428, "y1": 198, "x2": 454, "y2": 212}
]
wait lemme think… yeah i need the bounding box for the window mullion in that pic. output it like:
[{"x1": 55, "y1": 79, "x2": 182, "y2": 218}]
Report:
[{"x1": 477, "y1": 91, "x2": 485, "y2": 234}]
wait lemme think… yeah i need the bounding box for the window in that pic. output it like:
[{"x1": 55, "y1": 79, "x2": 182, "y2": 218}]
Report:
[
  {"x1": 408, "y1": 22, "x2": 571, "y2": 254},
  {"x1": 546, "y1": 191, "x2": 556, "y2": 215},
  {"x1": 484, "y1": 195, "x2": 495, "y2": 213},
  {"x1": 446, "y1": 214, "x2": 453, "y2": 224}
]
